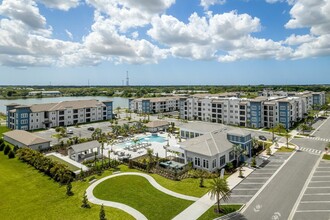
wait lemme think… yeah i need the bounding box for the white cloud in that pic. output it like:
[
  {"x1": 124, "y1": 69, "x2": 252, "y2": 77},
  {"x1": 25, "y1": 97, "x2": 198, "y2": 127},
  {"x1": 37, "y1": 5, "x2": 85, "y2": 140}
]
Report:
[
  {"x1": 84, "y1": 14, "x2": 168, "y2": 64},
  {"x1": 65, "y1": 29, "x2": 73, "y2": 40},
  {"x1": 200, "y1": 0, "x2": 226, "y2": 10},
  {"x1": 147, "y1": 11, "x2": 283, "y2": 61},
  {"x1": 86, "y1": 0, "x2": 175, "y2": 32},
  {"x1": 0, "y1": 0, "x2": 47, "y2": 31},
  {"x1": 282, "y1": 34, "x2": 314, "y2": 45},
  {"x1": 37, "y1": 0, "x2": 80, "y2": 11}
]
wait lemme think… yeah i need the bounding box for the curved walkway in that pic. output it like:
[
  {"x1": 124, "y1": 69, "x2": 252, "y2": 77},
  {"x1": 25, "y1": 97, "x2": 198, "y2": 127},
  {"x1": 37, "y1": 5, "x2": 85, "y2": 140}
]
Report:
[{"x1": 86, "y1": 172, "x2": 199, "y2": 220}]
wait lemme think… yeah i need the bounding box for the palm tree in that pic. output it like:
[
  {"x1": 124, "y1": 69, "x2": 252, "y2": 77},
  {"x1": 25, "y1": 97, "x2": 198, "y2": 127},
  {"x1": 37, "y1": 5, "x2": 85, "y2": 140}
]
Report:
[
  {"x1": 251, "y1": 137, "x2": 259, "y2": 154},
  {"x1": 275, "y1": 124, "x2": 285, "y2": 135},
  {"x1": 270, "y1": 126, "x2": 276, "y2": 142},
  {"x1": 284, "y1": 130, "x2": 291, "y2": 149},
  {"x1": 146, "y1": 148, "x2": 154, "y2": 173},
  {"x1": 233, "y1": 144, "x2": 246, "y2": 167},
  {"x1": 208, "y1": 177, "x2": 231, "y2": 213}
]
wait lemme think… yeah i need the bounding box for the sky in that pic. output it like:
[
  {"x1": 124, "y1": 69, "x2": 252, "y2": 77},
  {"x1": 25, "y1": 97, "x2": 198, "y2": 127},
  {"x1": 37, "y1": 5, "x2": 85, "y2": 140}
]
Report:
[{"x1": 0, "y1": 0, "x2": 329, "y2": 86}]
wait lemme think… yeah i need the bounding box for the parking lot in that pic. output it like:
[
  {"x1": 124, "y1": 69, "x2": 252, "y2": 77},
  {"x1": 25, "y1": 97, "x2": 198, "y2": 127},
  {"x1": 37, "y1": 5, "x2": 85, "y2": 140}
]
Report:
[
  {"x1": 223, "y1": 152, "x2": 291, "y2": 204},
  {"x1": 36, "y1": 121, "x2": 114, "y2": 146},
  {"x1": 292, "y1": 159, "x2": 330, "y2": 220}
]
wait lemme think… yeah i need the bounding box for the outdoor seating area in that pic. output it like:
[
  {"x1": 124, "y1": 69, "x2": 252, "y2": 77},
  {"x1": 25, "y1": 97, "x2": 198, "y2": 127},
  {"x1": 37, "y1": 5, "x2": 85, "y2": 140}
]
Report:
[
  {"x1": 123, "y1": 142, "x2": 152, "y2": 152},
  {"x1": 159, "y1": 160, "x2": 186, "y2": 170}
]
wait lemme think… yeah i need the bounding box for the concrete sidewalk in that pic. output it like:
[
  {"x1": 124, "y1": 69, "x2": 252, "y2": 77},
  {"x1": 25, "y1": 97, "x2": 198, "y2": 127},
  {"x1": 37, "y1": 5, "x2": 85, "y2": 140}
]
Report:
[{"x1": 172, "y1": 167, "x2": 254, "y2": 220}]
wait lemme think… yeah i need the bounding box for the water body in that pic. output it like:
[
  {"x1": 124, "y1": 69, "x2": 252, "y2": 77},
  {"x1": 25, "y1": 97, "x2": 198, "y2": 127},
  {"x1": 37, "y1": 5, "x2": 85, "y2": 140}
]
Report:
[{"x1": 0, "y1": 96, "x2": 129, "y2": 113}]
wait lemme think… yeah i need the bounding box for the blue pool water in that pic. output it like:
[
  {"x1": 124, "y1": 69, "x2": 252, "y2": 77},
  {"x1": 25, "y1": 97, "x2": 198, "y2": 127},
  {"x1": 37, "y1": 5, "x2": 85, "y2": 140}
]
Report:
[{"x1": 115, "y1": 135, "x2": 167, "y2": 148}]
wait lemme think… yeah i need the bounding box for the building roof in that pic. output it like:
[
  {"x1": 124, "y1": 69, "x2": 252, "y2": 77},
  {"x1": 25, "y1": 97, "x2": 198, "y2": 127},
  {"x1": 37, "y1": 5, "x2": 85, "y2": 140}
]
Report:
[
  {"x1": 227, "y1": 128, "x2": 251, "y2": 137},
  {"x1": 180, "y1": 129, "x2": 234, "y2": 157},
  {"x1": 145, "y1": 120, "x2": 169, "y2": 128},
  {"x1": 3, "y1": 130, "x2": 50, "y2": 146},
  {"x1": 179, "y1": 121, "x2": 226, "y2": 134},
  {"x1": 30, "y1": 99, "x2": 108, "y2": 112},
  {"x1": 68, "y1": 140, "x2": 100, "y2": 153},
  {"x1": 133, "y1": 96, "x2": 180, "y2": 102}
]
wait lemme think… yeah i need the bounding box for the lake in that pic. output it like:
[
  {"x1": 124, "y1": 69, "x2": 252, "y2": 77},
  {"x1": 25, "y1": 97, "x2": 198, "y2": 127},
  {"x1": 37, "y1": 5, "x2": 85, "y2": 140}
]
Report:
[{"x1": 0, "y1": 96, "x2": 129, "y2": 113}]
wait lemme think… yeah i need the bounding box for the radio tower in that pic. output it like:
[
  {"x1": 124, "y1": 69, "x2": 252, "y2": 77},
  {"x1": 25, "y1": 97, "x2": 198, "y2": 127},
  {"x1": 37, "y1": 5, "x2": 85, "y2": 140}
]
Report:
[{"x1": 126, "y1": 71, "x2": 129, "y2": 86}]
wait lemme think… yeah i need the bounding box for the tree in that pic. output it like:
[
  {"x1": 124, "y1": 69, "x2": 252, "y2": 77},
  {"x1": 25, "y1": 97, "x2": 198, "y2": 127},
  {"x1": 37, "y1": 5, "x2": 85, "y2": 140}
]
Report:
[
  {"x1": 8, "y1": 150, "x2": 15, "y2": 159},
  {"x1": 66, "y1": 181, "x2": 73, "y2": 196},
  {"x1": 0, "y1": 142, "x2": 5, "y2": 151},
  {"x1": 196, "y1": 169, "x2": 208, "y2": 187},
  {"x1": 275, "y1": 124, "x2": 285, "y2": 135},
  {"x1": 208, "y1": 177, "x2": 231, "y2": 213},
  {"x1": 266, "y1": 146, "x2": 271, "y2": 155},
  {"x1": 233, "y1": 144, "x2": 246, "y2": 167},
  {"x1": 99, "y1": 204, "x2": 107, "y2": 220},
  {"x1": 4, "y1": 145, "x2": 11, "y2": 155},
  {"x1": 251, "y1": 137, "x2": 259, "y2": 155},
  {"x1": 146, "y1": 148, "x2": 154, "y2": 173},
  {"x1": 251, "y1": 156, "x2": 256, "y2": 168},
  {"x1": 284, "y1": 131, "x2": 291, "y2": 149},
  {"x1": 81, "y1": 192, "x2": 91, "y2": 208}
]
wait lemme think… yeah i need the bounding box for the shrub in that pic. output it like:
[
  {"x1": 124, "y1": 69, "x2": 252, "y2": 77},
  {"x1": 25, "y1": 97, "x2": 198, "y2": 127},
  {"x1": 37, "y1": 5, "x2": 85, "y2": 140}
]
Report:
[
  {"x1": 0, "y1": 138, "x2": 3, "y2": 144},
  {"x1": 225, "y1": 162, "x2": 234, "y2": 173},
  {"x1": 4, "y1": 145, "x2": 11, "y2": 155},
  {"x1": 89, "y1": 176, "x2": 96, "y2": 182},
  {"x1": 0, "y1": 142, "x2": 5, "y2": 151},
  {"x1": 266, "y1": 147, "x2": 271, "y2": 155},
  {"x1": 81, "y1": 193, "x2": 91, "y2": 208},
  {"x1": 8, "y1": 150, "x2": 15, "y2": 159}
]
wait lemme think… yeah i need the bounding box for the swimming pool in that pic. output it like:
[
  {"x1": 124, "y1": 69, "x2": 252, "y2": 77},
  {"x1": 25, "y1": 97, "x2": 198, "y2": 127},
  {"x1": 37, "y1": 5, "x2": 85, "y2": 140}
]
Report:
[{"x1": 115, "y1": 135, "x2": 167, "y2": 148}]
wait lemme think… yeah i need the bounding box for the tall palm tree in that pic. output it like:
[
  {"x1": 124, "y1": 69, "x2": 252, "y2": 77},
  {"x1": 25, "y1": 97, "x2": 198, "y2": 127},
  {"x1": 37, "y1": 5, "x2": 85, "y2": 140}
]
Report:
[
  {"x1": 284, "y1": 131, "x2": 291, "y2": 149},
  {"x1": 146, "y1": 148, "x2": 154, "y2": 173},
  {"x1": 208, "y1": 177, "x2": 231, "y2": 213},
  {"x1": 233, "y1": 144, "x2": 246, "y2": 167}
]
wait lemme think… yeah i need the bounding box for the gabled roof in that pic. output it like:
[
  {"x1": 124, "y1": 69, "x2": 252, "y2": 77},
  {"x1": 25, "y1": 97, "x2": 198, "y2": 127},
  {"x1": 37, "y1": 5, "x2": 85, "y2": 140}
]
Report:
[
  {"x1": 30, "y1": 99, "x2": 107, "y2": 112},
  {"x1": 68, "y1": 140, "x2": 100, "y2": 153},
  {"x1": 3, "y1": 130, "x2": 50, "y2": 146},
  {"x1": 146, "y1": 120, "x2": 169, "y2": 128},
  {"x1": 180, "y1": 129, "x2": 234, "y2": 156}
]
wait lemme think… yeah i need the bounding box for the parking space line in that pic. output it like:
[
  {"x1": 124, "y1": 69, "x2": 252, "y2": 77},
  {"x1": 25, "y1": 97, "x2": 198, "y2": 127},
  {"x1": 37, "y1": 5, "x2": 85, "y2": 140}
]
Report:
[
  {"x1": 301, "y1": 201, "x2": 330, "y2": 203},
  {"x1": 251, "y1": 173, "x2": 273, "y2": 175},
  {"x1": 296, "y1": 210, "x2": 330, "y2": 213},
  {"x1": 231, "y1": 195, "x2": 254, "y2": 197},
  {"x1": 240, "y1": 183, "x2": 264, "y2": 185},
  {"x1": 310, "y1": 180, "x2": 330, "y2": 183},
  {"x1": 234, "y1": 188, "x2": 260, "y2": 190},
  {"x1": 314, "y1": 171, "x2": 330, "y2": 173},
  {"x1": 307, "y1": 186, "x2": 330, "y2": 189},
  {"x1": 304, "y1": 193, "x2": 330, "y2": 195},
  {"x1": 312, "y1": 175, "x2": 330, "y2": 177}
]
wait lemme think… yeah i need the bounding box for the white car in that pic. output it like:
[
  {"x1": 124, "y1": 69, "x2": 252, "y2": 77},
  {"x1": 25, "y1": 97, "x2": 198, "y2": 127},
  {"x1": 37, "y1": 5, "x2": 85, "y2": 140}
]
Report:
[{"x1": 67, "y1": 129, "x2": 73, "y2": 134}]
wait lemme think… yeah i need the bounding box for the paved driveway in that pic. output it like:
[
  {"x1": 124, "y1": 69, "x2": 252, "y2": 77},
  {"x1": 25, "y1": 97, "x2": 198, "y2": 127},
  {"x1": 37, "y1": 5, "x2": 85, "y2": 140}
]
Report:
[{"x1": 292, "y1": 159, "x2": 330, "y2": 220}]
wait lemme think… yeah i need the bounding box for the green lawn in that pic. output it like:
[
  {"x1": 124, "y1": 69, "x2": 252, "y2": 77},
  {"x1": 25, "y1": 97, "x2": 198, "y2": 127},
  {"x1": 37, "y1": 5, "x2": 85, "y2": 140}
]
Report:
[
  {"x1": 150, "y1": 174, "x2": 214, "y2": 197},
  {"x1": 198, "y1": 204, "x2": 242, "y2": 220},
  {"x1": 93, "y1": 175, "x2": 193, "y2": 220},
  {"x1": 0, "y1": 154, "x2": 134, "y2": 220},
  {"x1": 277, "y1": 147, "x2": 295, "y2": 152},
  {"x1": 47, "y1": 155, "x2": 80, "y2": 172},
  {"x1": 322, "y1": 154, "x2": 330, "y2": 160},
  {"x1": 0, "y1": 126, "x2": 10, "y2": 137}
]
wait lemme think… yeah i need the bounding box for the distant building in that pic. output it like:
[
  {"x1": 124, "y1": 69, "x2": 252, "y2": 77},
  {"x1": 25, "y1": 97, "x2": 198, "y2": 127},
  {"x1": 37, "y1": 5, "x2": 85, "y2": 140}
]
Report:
[
  {"x1": 3, "y1": 130, "x2": 50, "y2": 150},
  {"x1": 6, "y1": 99, "x2": 113, "y2": 130},
  {"x1": 180, "y1": 91, "x2": 326, "y2": 129},
  {"x1": 28, "y1": 91, "x2": 61, "y2": 96},
  {"x1": 129, "y1": 97, "x2": 185, "y2": 114}
]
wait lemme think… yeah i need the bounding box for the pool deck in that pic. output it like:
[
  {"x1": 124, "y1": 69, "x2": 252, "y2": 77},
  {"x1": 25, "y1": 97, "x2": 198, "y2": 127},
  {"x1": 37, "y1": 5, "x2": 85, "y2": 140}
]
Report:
[{"x1": 104, "y1": 132, "x2": 181, "y2": 160}]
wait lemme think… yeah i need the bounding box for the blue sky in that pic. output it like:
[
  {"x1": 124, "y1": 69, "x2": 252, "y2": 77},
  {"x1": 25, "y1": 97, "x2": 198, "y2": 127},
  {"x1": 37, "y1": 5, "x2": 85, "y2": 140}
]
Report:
[{"x1": 0, "y1": 0, "x2": 329, "y2": 85}]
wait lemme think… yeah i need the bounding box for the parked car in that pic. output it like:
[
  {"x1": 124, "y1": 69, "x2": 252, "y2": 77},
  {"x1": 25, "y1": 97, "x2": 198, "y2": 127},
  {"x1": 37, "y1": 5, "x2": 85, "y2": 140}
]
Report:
[
  {"x1": 67, "y1": 129, "x2": 73, "y2": 134},
  {"x1": 259, "y1": 135, "x2": 267, "y2": 141},
  {"x1": 87, "y1": 127, "x2": 95, "y2": 131}
]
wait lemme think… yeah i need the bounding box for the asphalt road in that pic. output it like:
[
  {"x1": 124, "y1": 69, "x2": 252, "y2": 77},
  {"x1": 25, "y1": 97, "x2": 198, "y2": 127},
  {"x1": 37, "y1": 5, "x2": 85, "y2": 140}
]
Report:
[
  {"x1": 240, "y1": 151, "x2": 319, "y2": 220},
  {"x1": 311, "y1": 116, "x2": 330, "y2": 139},
  {"x1": 292, "y1": 138, "x2": 328, "y2": 152}
]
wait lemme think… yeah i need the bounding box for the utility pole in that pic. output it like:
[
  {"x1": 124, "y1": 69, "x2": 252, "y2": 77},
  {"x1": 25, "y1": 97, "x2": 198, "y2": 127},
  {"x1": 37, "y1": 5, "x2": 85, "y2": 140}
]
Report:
[{"x1": 126, "y1": 71, "x2": 129, "y2": 86}]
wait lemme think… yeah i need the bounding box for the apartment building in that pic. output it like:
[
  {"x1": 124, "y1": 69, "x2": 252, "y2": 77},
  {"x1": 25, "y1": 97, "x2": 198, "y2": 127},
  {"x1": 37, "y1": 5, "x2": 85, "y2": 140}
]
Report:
[
  {"x1": 129, "y1": 97, "x2": 184, "y2": 114},
  {"x1": 6, "y1": 99, "x2": 113, "y2": 130},
  {"x1": 181, "y1": 91, "x2": 326, "y2": 129}
]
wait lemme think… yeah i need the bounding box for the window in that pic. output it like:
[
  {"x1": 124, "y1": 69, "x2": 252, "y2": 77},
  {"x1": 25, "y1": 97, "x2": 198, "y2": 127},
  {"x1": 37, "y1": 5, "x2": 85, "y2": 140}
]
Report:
[
  {"x1": 194, "y1": 157, "x2": 201, "y2": 166},
  {"x1": 280, "y1": 106, "x2": 286, "y2": 110},
  {"x1": 21, "y1": 113, "x2": 28, "y2": 118},
  {"x1": 229, "y1": 150, "x2": 235, "y2": 160},
  {"x1": 212, "y1": 159, "x2": 217, "y2": 168},
  {"x1": 203, "y1": 159, "x2": 209, "y2": 169},
  {"x1": 220, "y1": 155, "x2": 226, "y2": 167}
]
